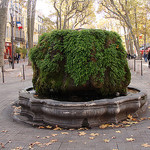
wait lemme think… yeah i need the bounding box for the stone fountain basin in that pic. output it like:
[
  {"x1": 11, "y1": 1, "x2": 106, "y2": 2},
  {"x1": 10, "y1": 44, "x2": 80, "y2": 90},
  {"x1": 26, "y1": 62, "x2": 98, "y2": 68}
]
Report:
[{"x1": 18, "y1": 87, "x2": 147, "y2": 128}]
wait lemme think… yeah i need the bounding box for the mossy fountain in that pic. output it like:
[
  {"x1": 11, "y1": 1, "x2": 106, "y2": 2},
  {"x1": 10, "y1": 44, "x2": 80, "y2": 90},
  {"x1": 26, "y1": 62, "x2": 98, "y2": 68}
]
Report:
[{"x1": 18, "y1": 29, "x2": 147, "y2": 128}]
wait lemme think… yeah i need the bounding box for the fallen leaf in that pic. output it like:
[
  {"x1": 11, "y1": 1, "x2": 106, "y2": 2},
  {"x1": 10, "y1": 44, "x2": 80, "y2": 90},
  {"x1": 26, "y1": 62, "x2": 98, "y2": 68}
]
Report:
[
  {"x1": 12, "y1": 147, "x2": 23, "y2": 150},
  {"x1": 36, "y1": 136, "x2": 40, "y2": 138},
  {"x1": 103, "y1": 139, "x2": 110, "y2": 143},
  {"x1": 61, "y1": 132, "x2": 69, "y2": 135},
  {"x1": 116, "y1": 130, "x2": 121, "y2": 133},
  {"x1": 69, "y1": 129, "x2": 75, "y2": 131},
  {"x1": 44, "y1": 142, "x2": 52, "y2": 146},
  {"x1": 69, "y1": 140, "x2": 73, "y2": 143},
  {"x1": 147, "y1": 126, "x2": 150, "y2": 129},
  {"x1": 89, "y1": 137, "x2": 95, "y2": 140},
  {"x1": 42, "y1": 136, "x2": 50, "y2": 139},
  {"x1": 127, "y1": 114, "x2": 133, "y2": 120},
  {"x1": 140, "y1": 117, "x2": 147, "y2": 121},
  {"x1": 99, "y1": 124, "x2": 109, "y2": 129},
  {"x1": 46, "y1": 125, "x2": 52, "y2": 129},
  {"x1": 51, "y1": 134, "x2": 58, "y2": 137},
  {"x1": 53, "y1": 125, "x2": 62, "y2": 130},
  {"x1": 51, "y1": 139, "x2": 58, "y2": 143},
  {"x1": 38, "y1": 126, "x2": 45, "y2": 129},
  {"x1": 90, "y1": 133, "x2": 99, "y2": 136},
  {"x1": 1, "y1": 130, "x2": 8, "y2": 133},
  {"x1": 141, "y1": 143, "x2": 150, "y2": 147},
  {"x1": 112, "y1": 136, "x2": 116, "y2": 139},
  {"x1": 78, "y1": 132, "x2": 86, "y2": 136},
  {"x1": 78, "y1": 128, "x2": 85, "y2": 130},
  {"x1": 126, "y1": 138, "x2": 135, "y2": 142},
  {"x1": 112, "y1": 149, "x2": 118, "y2": 150}
]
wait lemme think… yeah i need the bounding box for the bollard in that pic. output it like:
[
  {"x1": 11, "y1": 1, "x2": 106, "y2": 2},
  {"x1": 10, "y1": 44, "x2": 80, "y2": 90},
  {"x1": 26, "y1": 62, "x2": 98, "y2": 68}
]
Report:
[
  {"x1": 134, "y1": 58, "x2": 136, "y2": 71},
  {"x1": 23, "y1": 65, "x2": 25, "y2": 80},
  {"x1": 141, "y1": 60, "x2": 143, "y2": 76},
  {"x1": 1, "y1": 66, "x2": 4, "y2": 83}
]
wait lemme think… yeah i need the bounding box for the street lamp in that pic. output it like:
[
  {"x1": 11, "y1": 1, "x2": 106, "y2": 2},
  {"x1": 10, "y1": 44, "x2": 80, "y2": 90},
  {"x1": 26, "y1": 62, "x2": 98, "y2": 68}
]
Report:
[{"x1": 10, "y1": 2, "x2": 15, "y2": 69}]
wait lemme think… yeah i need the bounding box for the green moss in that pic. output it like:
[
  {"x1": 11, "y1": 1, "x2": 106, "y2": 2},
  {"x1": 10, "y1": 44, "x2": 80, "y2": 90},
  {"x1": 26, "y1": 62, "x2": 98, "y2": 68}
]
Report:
[{"x1": 29, "y1": 29, "x2": 131, "y2": 99}]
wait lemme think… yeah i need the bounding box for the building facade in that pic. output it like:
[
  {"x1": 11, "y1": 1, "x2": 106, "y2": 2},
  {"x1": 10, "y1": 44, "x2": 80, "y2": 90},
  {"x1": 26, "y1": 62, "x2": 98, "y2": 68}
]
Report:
[{"x1": 4, "y1": 0, "x2": 45, "y2": 59}]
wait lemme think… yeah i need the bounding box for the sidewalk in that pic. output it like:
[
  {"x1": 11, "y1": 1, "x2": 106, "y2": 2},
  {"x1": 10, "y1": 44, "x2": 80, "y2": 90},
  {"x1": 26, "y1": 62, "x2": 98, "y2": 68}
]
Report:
[{"x1": 0, "y1": 59, "x2": 150, "y2": 150}]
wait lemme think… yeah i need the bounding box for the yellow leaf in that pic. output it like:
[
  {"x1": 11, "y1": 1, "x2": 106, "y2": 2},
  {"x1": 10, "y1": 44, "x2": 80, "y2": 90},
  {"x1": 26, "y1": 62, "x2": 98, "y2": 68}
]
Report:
[
  {"x1": 53, "y1": 125, "x2": 62, "y2": 130},
  {"x1": 141, "y1": 143, "x2": 150, "y2": 147},
  {"x1": 99, "y1": 124, "x2": 109, "y2": 129},
  {"x1": 147, "y1": 126, "x2": 150, "y2": 129},
  {"x1": 51, "y1": 139, "x2": 58, "y2": 143},
  {"x1": 44, "y1": 142, "x2": 52, "y2": 146},
  {"x1": 78, "y1": 128, "x2": 85, "y2": 130},
  {"x1": 89, "y1": 137, "x2": 95, "y2": 140},
  {"x1": 116, "y1": 130, "x2": 121, "y2": 133},
  {"x1": 69, "y1": 140, "x2": 73, "y2": 143},
  {"x1": 38, "y1": 126, "x2": 45, "y2": 129},
  {"x1": 127, "y1": 114, "x2": 133, "y2": 120},
  {"x1": 52, "y1": 134, "x2": 58, "y2": 137},
  {"x1": 78, "y1": 132, "x2": 86, "y2": 136},
  {"x1": 126, "y1": 138, "x2": 135, "y2": 142},
  {"x1": 69, "y1": 129, "x2": 75, "y2": 131},
  {"x1": 61, "y1": 132, "x2": 69, "y2": 135},
  {"x1": 90, "y1": 133, "x2": 99, "y2": 136},
  {"x1": 103, "y1": 139, "x2": 110, "y2": 143},
  {"x1": 46, "y1": 125, "x2": 52, "y2": 129},
  {"x1": 112, "y1": 149, "x2": 118, "y2": 150}
]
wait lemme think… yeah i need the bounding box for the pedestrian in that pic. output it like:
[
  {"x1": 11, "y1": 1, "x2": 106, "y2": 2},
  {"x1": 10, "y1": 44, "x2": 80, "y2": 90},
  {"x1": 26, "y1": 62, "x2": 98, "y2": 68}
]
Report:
[
  {"x1": 147, "y1": 50, "x2": 150, "y2": 68},
  {"x1": 8, "y1": 55, "x2": 12, "y2": 67},
  {"x1": 144, "y1": 52, "x2": 148, "y2": 62},
  {"x1": 16, "y1": 53, "x2": 21, "y2": 63}
]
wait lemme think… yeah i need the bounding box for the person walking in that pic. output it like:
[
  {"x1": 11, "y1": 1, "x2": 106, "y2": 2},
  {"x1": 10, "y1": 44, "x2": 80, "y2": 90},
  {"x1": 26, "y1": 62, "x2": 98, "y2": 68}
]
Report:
[{"x1": 147, "y1": 50, "x2": 150, "y2": 68}]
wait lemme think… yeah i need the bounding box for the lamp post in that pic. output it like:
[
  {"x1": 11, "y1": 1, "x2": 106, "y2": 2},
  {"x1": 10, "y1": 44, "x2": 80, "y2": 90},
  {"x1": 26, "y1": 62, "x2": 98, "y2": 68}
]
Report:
[{"x1": 10, "y1": 3, "x2": 14, "y2": 69}]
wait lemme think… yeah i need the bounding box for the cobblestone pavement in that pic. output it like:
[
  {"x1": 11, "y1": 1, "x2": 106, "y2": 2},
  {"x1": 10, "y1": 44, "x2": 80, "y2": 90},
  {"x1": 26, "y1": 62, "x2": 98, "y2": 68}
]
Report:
[{"x1": 0, "y1": 59, "x2": 150, "y2": 150}]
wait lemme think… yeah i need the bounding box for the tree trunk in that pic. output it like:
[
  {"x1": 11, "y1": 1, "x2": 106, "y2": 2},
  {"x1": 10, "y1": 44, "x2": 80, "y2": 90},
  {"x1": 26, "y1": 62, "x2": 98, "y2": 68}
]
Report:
[{"x1": 0, "y1": 0, "x2": 9, "y2": 67}]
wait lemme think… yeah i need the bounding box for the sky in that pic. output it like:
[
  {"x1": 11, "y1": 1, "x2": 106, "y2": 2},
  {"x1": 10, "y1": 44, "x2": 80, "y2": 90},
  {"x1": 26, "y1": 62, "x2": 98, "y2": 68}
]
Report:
[{"x1": 36, "y1": 0, "x2": 54, "y2": 17}]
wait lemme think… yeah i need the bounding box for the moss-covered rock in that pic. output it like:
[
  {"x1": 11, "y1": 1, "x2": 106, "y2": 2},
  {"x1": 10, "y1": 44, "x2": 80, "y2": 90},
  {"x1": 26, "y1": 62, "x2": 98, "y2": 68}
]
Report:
[{"x1": 29, "y1": 29, "x2": 131, "y2": 100}]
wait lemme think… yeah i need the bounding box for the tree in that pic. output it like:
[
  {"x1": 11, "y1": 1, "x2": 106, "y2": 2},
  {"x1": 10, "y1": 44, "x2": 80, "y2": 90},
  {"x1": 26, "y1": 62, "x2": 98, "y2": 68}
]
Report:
[
  {"x1": 50, "y1": 0, "x2": 95, "y2": 30},
  {"x1": 0, "y1": 0, "x2": 9, "y2": 67},
  {"x1": 98, "y1": 0, "x2": 142, "y2": 57},
  {"x1": 27, "y1": 0, "x2": 37, "y2": 50}
]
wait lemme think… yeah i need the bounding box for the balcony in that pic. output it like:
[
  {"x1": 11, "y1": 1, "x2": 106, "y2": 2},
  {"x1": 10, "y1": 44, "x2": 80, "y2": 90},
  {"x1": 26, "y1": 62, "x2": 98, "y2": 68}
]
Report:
[{"x1": 15, "y1": 37, "x2": 25, "y2": 42}]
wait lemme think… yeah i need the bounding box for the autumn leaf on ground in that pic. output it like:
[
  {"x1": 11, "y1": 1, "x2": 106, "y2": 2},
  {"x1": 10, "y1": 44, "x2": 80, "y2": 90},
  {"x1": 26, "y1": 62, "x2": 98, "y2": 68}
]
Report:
[
  {"x1": 53, "y1": 125, "x2": 62, "y2": 130},
  {"x1": 1, "y1": 130, "x2": 8, "y2": 133},
  {"x1": 38, "y1": 126, "x2": 45, "y2": 129},
  {"x1": 61, "y1": 132, "x2": 69, "y2": 135},
  {"x1": 116, "y1": 130, "x2": 121, "y2": 133},
  {"x1": 141, "y1": 143, "x2": 150, "y2": 147},
  {"x1": 112, "y1": 136, "x2": 116, "y2": 139},
  {"x1": 69, "y1": 128, "x2": 75, "y2": 131},
  {"x1": 89, "y1": 137, "x2": 95, "y2": 140},
  {"x1": 69, "y1": 140, "x2": 73, "y2": 143},
  {"x1": 127, "y1": 114, "x2": 133, "y2": 120},
  {"x1": 126, "y1": 138, "x2": 135, "y2": 142},
  {"x1": 140, "y1": 117, "x2": 147, "y2": 121},
  {"x1": 78, "y1": 132, "x2": 86, "y2": 136},
  {"x1": 12, "y1": 147, "x2": 23, "y2": 150},
  {"x1": 42, "y1": 136, "x2": 50, "y2": 139},
  {"x1": 147, "y1": 126, "x2": 150, "y2": 129},
  {"x1": 52, "y1": 134, "x2": 58, "y2": 137},
  {"x1": 44, "y1": 142, "x2": 52, "y2": 146},
  {"x1": 46, "y1": 125, "x2": 52, "y2": 129},
  {"x1": 112, "y1": 149, "x2": 118, "y2": 150},
  {"x1": 148, "y1": 106, "x2": 150, "y2": 109},
  {"x1": 51, "y1": 139, "x2": 58, "y2": 143},
  {"x1": 103, "y1": 139, "x2": 110, "y2": 143},
  {"x1": 90, "y1": 133, "x2": 99, "y2": 136},
  {"x1": 99, "y1": 124, "x2": 109, "y2": 129}
]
